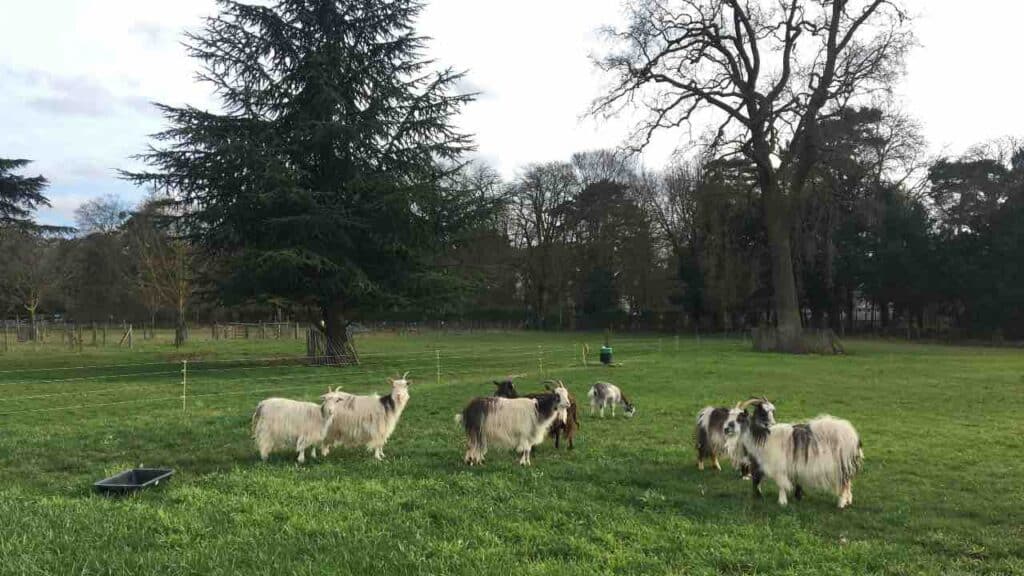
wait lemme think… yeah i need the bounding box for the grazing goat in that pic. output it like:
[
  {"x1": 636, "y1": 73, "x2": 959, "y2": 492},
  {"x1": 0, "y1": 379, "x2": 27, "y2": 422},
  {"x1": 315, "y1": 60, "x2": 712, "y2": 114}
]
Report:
[
  {"x1": 492, "y1": 378, "x2": 581, "y2": 449},
  {"x1": 251, "y1": 397, "x2": 331, "y2": 464},
  {"x1": 320, "y1": 373, "x2": 412, "y2": 461},
  {"x1": 587, "y1": 382, "x2": 635, "y2": 418},
  {"x1": 695, "y1": 397, "x2": 776, "y2": 475},
  {"x1": 457, "y1": 386, "x2": 570, "y2": 466},
  {"x1": 724, "y1": 399, "x2": 863, "y2": 508}
]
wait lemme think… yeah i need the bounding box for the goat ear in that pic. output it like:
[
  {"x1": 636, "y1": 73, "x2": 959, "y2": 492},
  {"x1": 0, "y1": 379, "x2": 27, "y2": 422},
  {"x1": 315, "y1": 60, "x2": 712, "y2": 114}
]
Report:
[{"x1": 493, "y1": 380, "x2": 502, "y2": 387}]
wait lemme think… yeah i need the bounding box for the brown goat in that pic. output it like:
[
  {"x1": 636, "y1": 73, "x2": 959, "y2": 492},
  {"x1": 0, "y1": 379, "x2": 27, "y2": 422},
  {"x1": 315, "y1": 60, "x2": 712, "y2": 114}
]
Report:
[{"x1": 543, "y1": 381, "x2": 580, "y2": 449}]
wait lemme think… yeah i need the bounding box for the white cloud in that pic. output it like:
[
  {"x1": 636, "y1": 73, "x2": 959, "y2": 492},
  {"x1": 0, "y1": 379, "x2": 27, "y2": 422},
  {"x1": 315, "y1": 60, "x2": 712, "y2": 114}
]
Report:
[{"x1": 2, "y1": 0, "x2": 1023, "y2": 226}]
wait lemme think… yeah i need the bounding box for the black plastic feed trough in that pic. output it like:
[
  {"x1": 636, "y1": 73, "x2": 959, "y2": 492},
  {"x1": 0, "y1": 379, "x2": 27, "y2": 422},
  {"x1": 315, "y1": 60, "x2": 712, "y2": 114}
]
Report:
[{"x1": 94, "y1": 468, "x2": 174, "y2": 495}]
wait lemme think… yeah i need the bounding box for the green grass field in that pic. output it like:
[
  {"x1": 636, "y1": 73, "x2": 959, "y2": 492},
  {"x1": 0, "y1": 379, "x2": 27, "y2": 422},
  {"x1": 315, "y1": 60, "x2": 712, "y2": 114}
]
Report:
[{"x1": 1, "y1": 331, "x2": 1021, "y2": 575}]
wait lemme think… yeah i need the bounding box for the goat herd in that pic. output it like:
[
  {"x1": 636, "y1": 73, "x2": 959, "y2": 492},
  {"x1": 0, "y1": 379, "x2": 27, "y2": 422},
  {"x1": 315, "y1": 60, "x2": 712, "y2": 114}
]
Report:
[{"x1": 251, "y1": 373, "x2": 863, "y2": 508}]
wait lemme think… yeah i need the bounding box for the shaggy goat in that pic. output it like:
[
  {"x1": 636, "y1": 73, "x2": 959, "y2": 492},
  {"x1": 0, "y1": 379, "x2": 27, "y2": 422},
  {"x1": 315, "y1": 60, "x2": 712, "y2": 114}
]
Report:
[
  {"x1": 320, "y1": 373, "x2": 411, "y2": 461},
  {"x1": 587, "y1": 382, "x2": 635, "y2": 418},
  {"x1": 492, "y1": 378, "x2": 581, "y2": 449},
  {"x1": 457, "y1": 385, "x2": 570, "y2": 466},
  {"x1": 695, "y1": 397, "x2": 776, "y2": 475},
  {"x1": 251, "y1": 397, "x2": 331, "y2": 464},
  {"x1": 724, "y1": 400, "x2": 863, "y2": 508}
]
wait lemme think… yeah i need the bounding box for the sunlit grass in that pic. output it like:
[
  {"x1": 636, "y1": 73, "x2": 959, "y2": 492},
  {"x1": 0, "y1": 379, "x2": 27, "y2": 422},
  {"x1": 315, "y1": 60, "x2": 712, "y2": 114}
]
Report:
[{"x1": 0, "y1": 331, "x2": 1021, "y2": 575}]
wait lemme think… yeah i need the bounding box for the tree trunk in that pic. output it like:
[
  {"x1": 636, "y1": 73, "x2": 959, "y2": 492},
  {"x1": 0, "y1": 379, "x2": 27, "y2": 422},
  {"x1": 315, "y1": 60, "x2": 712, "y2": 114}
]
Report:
[
  {"x1": 764, "y1": 196, "x2": 805, "y2": 352},
  {"x1": 27, "y1": 305, "x2": 38, "y2": 342},
  {"x1": 319, "y1": 298, "x2": 354, "y2": 365},
  {"x1": 174, "y1": 307, "x2": 188, "y2": 347}
]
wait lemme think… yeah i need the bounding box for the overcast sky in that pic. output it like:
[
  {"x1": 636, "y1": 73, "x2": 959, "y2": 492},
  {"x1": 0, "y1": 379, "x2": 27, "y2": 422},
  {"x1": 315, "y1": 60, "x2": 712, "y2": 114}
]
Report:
[{"x1": 1, "y1": 0, "x2": 1020, "y2": 226}]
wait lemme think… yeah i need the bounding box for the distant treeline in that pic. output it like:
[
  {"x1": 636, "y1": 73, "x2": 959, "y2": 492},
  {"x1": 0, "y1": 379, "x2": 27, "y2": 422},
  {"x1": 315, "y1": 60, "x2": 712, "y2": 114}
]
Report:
[{"x1": 3, "y1": 122, "x2": 1022, "y2": 341}]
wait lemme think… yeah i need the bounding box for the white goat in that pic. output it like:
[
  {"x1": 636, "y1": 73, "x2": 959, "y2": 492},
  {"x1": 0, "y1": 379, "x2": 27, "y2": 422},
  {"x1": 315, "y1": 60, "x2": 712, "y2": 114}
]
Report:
[
  {"x1": 587, "y1": 381, "x2": 635, "y2": 418},
  {"x1": 456, "y1": 386, "x2": 570, "y2": 466},
  {"x1": 724, "y1": 400, "x2": 863, "y2": 508},
  {"x1": 320, "y1": 373, "x2": 411, "y2": 461},
  {"x1": 251, "y1": 397, "x2": 330, "y2": 464}
]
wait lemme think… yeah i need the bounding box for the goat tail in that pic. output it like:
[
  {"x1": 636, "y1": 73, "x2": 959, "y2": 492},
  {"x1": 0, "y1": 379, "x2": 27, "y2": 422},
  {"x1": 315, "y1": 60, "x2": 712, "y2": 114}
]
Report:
[{"x1": 250, "y1": 403, "x2": 263, "y2": 438}]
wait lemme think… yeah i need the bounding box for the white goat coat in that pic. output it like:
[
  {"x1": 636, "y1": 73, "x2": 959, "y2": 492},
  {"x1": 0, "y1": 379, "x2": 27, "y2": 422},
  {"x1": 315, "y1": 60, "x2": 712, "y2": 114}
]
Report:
[
  {"x1": 321, "y1": 384, "x2": 409, "y2": 457},
  {"x1": 477, "y1": 397, "x2": 557, "y2": 451},
  {"x1": 252, "y1": 397, "x2": 329, "y2": 463},
  {"x1": 741, "y1": 415, "x2": 862, "y2": 506}
]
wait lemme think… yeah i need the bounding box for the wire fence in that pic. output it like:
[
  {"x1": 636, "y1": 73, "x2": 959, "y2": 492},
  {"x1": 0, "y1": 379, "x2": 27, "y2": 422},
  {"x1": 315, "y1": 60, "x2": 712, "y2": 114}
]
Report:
[{"x1": 0, "y1": 338, "x2": 683, "y2": 418}]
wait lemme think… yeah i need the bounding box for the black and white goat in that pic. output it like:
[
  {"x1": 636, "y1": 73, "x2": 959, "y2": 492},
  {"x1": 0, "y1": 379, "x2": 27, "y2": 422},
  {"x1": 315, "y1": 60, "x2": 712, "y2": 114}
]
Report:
[
  {"x1": 492, "y1": 378, "x2": 580, "y2": 449},
  {"x1": 587, "y1": 382, "x2": 635, "y2": 418},
  {"x1": 457, "y1": 385, "x2": 570, "y2": 465},
  {"x1": 695, "y1": 397, "x2": 776, "y2": 475},
  {"x1": 320, "y1": 373, "x2": 411, "y2": 461},
  {"x1": 724, "y1": 399, "x2": 863, "y2": 508}
]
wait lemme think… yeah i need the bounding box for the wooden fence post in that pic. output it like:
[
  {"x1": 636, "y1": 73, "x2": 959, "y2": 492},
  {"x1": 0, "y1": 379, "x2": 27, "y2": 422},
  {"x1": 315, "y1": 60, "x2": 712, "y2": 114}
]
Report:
[{"x1": 128, "y1": 324, "x2": 133, "y2": 349}]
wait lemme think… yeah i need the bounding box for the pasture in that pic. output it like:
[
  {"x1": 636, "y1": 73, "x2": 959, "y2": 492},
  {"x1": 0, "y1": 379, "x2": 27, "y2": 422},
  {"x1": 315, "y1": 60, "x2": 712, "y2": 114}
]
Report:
[{"x1": 0, "y1": 332, "x2": 1021, "y2": 575}]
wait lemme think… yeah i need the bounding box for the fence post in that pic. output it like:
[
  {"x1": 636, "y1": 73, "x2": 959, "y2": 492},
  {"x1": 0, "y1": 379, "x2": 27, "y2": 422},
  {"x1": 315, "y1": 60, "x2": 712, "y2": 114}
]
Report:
[
  {"x1": 181, "y1": 360, "x2": 188, "y2": 413},
  {"x1": 538, "y1": 345, "x2": 544, "y2": 376},
  {"x1": 294, "y1": 322, "x2": 299, "y2": 340},
  {"x1": 128, "y1": 324, "x2": 133, "y2": 349},
  {"x1": 435, "y1": 350, "x2": 440, "y2": 386},
  {"x1": 2, "y1": 321, "x2": 7, "y2": 353},
  {"x1": 103, "y1": 323, "x2": 107, "y2": 346}
]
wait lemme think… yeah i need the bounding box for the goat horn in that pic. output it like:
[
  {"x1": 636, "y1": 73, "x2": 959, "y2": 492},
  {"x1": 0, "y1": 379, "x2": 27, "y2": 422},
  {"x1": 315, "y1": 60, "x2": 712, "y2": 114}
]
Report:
[
  {"x1": 402, "y1": 371, "x2": 410, "y2": 379},
  {"x1": 736, "y1": 397, "x2": 764, "y2": 410}
]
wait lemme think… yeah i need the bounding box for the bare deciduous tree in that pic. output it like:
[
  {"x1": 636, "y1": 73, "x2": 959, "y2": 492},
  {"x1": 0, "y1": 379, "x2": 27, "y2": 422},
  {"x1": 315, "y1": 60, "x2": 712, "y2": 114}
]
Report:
[
  {"x1": 508, "y1": 162, "x2": 579, "y2": 328},
  {"x1": 594, "y1": 0, "x2": 913, "y2": 351},
  {"x1": 125, "y1": 200, "x2": 192, "y2": 347},
  {"x1": 0, "y1": 231, "x2": 64, "y2": 340},
  {"x1": 74, "y1": 194, "x2": 131, "y2": 235}
]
